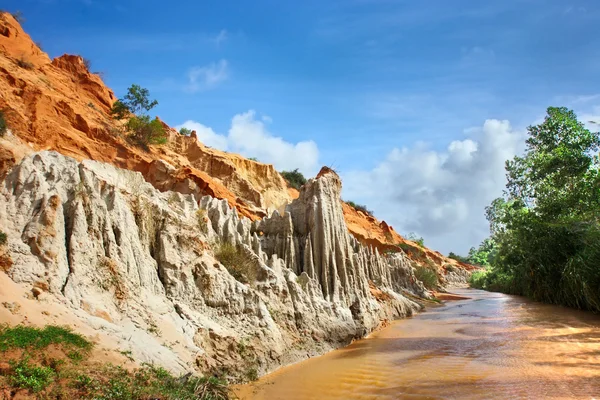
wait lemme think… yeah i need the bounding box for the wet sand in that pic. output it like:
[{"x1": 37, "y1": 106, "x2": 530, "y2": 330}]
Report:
[{"x1": 236, "y1": 289, "x2": 600, "y2": 400}]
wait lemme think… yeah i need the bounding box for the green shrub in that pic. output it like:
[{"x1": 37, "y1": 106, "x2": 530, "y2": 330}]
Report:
[
  {"x1": 126, "y1": 115, "x2": 167, "y2": 146},
  {"x1": 0, "y1": 230, "x2": 6, "y2": 245},
  {"x1": 280, "y1": 169, "x2": 306, "y2": 190},
  {"x1": 448, "y1": 252, "x2": 469, "y2": 263},
  {"x1": 345, "y1": 201, "x2": 373, "y2": 216},
  {"x1": 0, "y1": 324, "x2": 92, "y2": 352},
  {"x1": 16, "y1": 58, "x2": 34, "y2": 70},
  {"x1": 10, "y1": 357, "x2": 54, "y2": 393},
  {"x1": 413, "y1": 265, "x2": 438, "y2": 289},
  {"x1": 406, "y1": 232, "x2": 424, "y2": 247},
  {"x1": 179, "y1": 127, "x2": 192, "y2": 136},
  {"x1": 248, "y1": 157, "x2": 258, "y2": 162},
  {"x1": 215, "y1": 242, "x2": 257, "y2": 284},
  {"x1": 111, "y1": 84, "x2": 166, "y2": 148}
]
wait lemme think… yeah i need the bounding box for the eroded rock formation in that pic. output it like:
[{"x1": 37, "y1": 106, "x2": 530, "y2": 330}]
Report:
[{"x1": 0, "y1": 151, "x2": 424, "y2": 380}]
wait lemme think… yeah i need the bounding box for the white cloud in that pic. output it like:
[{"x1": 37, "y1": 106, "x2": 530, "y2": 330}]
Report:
[
  {"x1": 342, "y1": 119, "x2": 527, "y2": 255},
  {"x1": 176, "y1": 111, "x2": 319, "y2": 177},
  {"x1": 187, "y1": 60, "x2": 229, "y2": 92},
  {"x1": 211, "y1": 30, "x2": 228, "y2": 47}
]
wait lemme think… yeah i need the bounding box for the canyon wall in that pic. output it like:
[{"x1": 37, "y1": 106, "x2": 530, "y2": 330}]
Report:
[{"x1": 0, "y1": 151, "x2": 424, "y2": 380}]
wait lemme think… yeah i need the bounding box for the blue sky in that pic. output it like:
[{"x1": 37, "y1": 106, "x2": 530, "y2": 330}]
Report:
[{"x1": 6, "y1": 0, "x2": 600, "y2": 253}]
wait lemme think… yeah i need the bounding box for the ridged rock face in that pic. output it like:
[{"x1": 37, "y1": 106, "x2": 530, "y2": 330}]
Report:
[{"x1": 0, "y1": 152, "x2": 425, "y2": 381}]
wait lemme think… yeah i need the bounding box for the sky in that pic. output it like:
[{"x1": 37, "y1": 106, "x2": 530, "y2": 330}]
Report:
[{"x1": 6, "y1": 0, "x2": 600, "y2": 254}]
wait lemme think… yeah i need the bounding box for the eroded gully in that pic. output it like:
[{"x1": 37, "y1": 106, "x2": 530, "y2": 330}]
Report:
[{"x1": 236, "y1": 288, "x2": 600, "y2": 400}]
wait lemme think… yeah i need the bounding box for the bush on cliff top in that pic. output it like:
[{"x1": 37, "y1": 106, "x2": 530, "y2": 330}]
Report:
[
  {"x1": 111, "y1": 84, "x2": 167, "y2": 148},
  {"x1": 345, "y1": 201, "x2": 373, "y2": 216},
  {"x1": 280, "y1": 168, "x2": 306, "y2": 190}
]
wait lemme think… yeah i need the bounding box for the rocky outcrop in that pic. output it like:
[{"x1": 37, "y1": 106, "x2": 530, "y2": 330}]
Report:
[
  {"x1": 0, "y1": 12, "x2": 291, "y2": 222},
  {"x1": 0, "y1": 151, "x2": 424, "y2": 381}
]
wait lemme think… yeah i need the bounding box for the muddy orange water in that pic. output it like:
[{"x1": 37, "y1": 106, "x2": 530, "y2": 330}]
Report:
[{"x1": 236, "y1": 289, "x2": 600, "y2": 400}]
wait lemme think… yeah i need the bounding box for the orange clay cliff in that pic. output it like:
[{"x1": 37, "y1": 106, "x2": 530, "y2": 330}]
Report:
[{"x1": 0, "y1": 12, "x2": 474, "y2": 281}]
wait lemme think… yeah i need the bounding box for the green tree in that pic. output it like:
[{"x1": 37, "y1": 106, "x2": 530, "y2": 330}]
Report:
[
  {"x1": 280, "y1": 169, "x2": 307, "y2": 190},
  {"x1": 179, "y1": 127, "x2": 192, "y2": 136},
  {"x1": 111, "y1": 85, "x2": 166, "y2": 147},
  {"x1": 477, "y1": 107, "x2": 600, "y2": 311}
]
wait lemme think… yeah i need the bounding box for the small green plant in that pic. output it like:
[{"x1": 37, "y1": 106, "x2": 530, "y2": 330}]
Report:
[
  {"x1": 406, "y1": 232, "x2": 424, "y2": 247},
  {"x1": 16, "y1": 58, "x2": 34, "y2": 70},
  {"x1": 345, "y1": 201, "x2": 373, "y2": 216},
  {"x1": 67, "y1": 350, "x2": 84, "y2": 362},
  {"x1": 247, "y1": 157, "x2": 258, "y2": 162},
  {"x1": 179, "y1": 127, "x2": 192, "y2": 136},
  {"x1": 448, "y1": 252, "x2": 469, "y2": 263},
  {"x1": 111, "y1": 84, "x2": 166, "y2": 148},
  {"x1": 0, "y1": 324, "x2": 93, "y2": 352},
  {"x1": 215, "y1": 242, "x2": 257, "y2": 284},
  {"x1": 0, "y1": 230, "x2": 6, "y2": 245},
  {"x1": 413, "y1": 265, "x2": 438, "y2": 289},
  {"x1": 280, "y1": 168, "x2": 307, "y2": 190},
  {"x1": 9, "y1": 357, "x2": 54, "y2": 393},
  {"x1": 0, "y1": 110, "x2": 6, "y2": 136}
]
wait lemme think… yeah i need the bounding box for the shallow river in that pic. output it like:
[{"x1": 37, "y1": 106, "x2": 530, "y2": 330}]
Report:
[{"x1": 236, "y1": 289, "x2": 600, "y2": 400}]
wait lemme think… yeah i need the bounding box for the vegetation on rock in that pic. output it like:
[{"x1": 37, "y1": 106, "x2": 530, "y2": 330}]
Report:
[
  {"x1": 280, "y1": 168, "x2": 306, "y2": 190},
  {"x1": 470, "y1": 107, "x2": 600, "y2": 312},
  {"x1": 16, "y1": 58, "x2": 34, "y2": 70},
  {"x1": 179, "y1": 127, "x2": 192, "y2": 136},
  {"x1": 111, "y1": 84, "x2": 167, "y2": 147},
  {"x1": 215, "y1": 242, "x2": 257, "y2": 284},
  {"x1": 346, "y1": 201, "x2": 373, "y2": 216},
  {"x1": 0, "y1": 324, "x2": 233, "y2": 399},
  {"x1": 413, "y1": 264, "x2": 438, "y2": 289}
]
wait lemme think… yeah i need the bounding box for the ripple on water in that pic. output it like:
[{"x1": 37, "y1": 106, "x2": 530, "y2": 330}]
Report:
[{"x1": 236, "y1": 289, "x2": 600, "y2": 400}]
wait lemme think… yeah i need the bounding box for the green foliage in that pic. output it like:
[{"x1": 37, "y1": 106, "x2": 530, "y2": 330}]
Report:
[
  {"x1": 71, "y1": 364, "x2": 232, "y2": 400},
  {"x1": 247, "y1": 157, "x2": 258, "y2": 162},
  {"x1": 111, "y1": 84, "x2": 158, "y2": 118},
  {"x1": 477, "y1": 107, "x2": 600, "y2": 311},
  {"x1": 179, "y1": 127, "x2": 192, "y2": 136},
  {"x1": 406, "y1": 232, "x2": 424, "y2": 247},
  {"x1": 16, "y1": 58, "x2": 34, "y2": 70},
  {"x1": 0, "y1": 230, "x2": 6, "y2": 245},
  {"x1": 215, "y1": 242, "x2": 257, "y2": 284},
  {"x1": 0, "y1": 324, "x2": 233, "y2": 399},
  {"x1": 111, "y1": 85, "x2": 166, "y2": 147},
  {"x1": 0, "y1": 110, "x2": 6, "y2": 137},
  {"x1": 345, "y1": 201, "x2": 373, "y2": 216},
  {"x1": 0, "y1": 324, "x2": 93, "y2": 352},
  {"x1": 447, "y1": 252, "x2": 469, "y2": 263},
  {"x1": 466, "y1": 238, "x2": 497, "y2": 266},
  {"x1": 126, "y1": 115, "x2": 168, "y2": 146},
  {"x1": 280, "y1": 168, "x2": 307, "y2": 190},
  {"x1": 9, "y1": 357, "x2": 54, "y2": 392},
  {"x1": 413, "y1": 265, "x2": 438, "y2": 289}
]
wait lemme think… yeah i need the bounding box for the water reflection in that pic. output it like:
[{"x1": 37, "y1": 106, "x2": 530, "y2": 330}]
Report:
[{"x1": 236, "y1": 289, "x2": 600, "y2": 400}]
